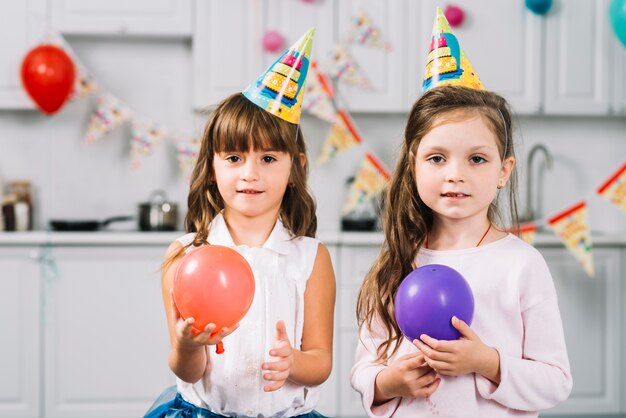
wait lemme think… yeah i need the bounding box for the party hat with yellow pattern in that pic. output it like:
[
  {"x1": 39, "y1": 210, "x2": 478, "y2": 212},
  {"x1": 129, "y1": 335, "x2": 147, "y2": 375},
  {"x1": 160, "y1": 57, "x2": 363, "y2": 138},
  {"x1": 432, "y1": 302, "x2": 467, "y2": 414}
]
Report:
[
  {"x1": 243, "y1": 28, "x2": 314, "y2": 124},
  {"x1": 422, "y1": 8, "x2": 483, "y2": 92}
]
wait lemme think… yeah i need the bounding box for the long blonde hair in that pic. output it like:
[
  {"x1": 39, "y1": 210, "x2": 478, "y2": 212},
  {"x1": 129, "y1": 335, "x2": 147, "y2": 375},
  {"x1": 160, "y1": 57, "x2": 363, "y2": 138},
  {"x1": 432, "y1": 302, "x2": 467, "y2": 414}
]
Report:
[
  {"x1": 165, "y1": 93, "x2": 317, "y2": 267},
  {"x1": 356, "y1": 86, "x2": 519, "y2": 360}
]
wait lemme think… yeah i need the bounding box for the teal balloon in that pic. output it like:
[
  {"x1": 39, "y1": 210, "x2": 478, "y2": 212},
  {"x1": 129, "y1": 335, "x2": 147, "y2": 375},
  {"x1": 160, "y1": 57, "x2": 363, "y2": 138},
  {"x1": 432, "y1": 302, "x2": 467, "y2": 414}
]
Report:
[
  {"x1": 610, "y1": 0, "x2": 626, "y2": 48},
  {"x1": 525, "y1": 0, "x2": 552, "y2": 15}
]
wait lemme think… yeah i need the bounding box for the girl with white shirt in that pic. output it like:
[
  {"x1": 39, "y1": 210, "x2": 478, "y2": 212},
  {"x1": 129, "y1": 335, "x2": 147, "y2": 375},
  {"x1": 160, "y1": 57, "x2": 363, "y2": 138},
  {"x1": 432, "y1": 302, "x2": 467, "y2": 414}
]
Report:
[
  {"x1": 351, "y1": 86, "x2": 572, "y2": 418},
  {"x1": 146, "y1": 28, "x2": 336, "y2": 418}
]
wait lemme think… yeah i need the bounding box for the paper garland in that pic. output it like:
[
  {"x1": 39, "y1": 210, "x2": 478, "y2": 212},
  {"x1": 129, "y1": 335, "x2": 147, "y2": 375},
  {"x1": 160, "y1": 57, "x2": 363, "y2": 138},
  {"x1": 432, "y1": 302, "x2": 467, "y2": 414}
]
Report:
[
  {"x1": 174, "y1": 133, "x2": 201, "y2": 180},
  {"x1": 597, "y1": 161, "x2": 626, "y2": 213},
  {"x1": 518, "y1": 223, "x2": 538, "y2": 246},
  {"x1": 344, "y1": 11, "x2": 392, "y2": 50},
  {"x1": 326, "y1": 44, "x2": 370, "y2": 89},
  {"x1": 341, "y1": 152, "x2": 391, "y2": 215},
  {"x1": 83, "y1": 93, "x2": 130, "y2": 144},
  {"x1": 130, "y1": 117, "x2": 167, "y2": 169},
  {"x1": 548, "y1": 202, "x2": 594, "y2": 277},
  {"x1": 316, "y1": 110, "x2": 362, "y2": 165},
  {"x1": 302, "y1": 61, "x2": 338, "y2": 124}
]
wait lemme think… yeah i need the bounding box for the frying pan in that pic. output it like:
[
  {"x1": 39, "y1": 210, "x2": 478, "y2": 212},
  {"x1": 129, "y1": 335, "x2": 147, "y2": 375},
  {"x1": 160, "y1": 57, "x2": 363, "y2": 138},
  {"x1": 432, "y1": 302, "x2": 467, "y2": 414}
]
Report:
[{"x1": 49, "y1": 216, "x2": 134, "y2": 232}]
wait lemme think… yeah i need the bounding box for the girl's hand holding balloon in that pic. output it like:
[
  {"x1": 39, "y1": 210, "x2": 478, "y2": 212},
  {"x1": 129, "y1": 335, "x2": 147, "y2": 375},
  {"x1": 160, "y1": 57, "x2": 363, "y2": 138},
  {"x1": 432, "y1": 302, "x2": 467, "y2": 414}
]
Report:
[
  {"x1": 170, "y1": 289, "x2": 239, "y2": 350},
  {"x1": 262, "y1": 320, "x2": 294, "y2": 392},
  {"x1": 374, "y1": 351, "x2": 440, "y2": 402},
  {"x1": 414, "y1": 316, "x2": 500, "y2": 383}
]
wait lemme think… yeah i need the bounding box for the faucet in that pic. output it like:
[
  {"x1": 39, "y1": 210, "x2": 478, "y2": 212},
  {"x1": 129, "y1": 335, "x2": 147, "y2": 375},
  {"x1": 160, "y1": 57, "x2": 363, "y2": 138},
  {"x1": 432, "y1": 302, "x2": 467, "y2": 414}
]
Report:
[{"x1": 520, "y1": 144, "x2": 553, "y2": 223}]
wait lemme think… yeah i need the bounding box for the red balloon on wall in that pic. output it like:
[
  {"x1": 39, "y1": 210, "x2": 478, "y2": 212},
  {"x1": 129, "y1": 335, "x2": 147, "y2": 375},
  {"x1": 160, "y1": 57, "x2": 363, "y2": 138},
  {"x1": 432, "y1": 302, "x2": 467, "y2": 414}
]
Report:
[
  {"x1": 20, "y1": 44, "x2": 75, "y2": 115},
  {"x1": 173, "y1": 245, "x2": 255, "y2": 353}
]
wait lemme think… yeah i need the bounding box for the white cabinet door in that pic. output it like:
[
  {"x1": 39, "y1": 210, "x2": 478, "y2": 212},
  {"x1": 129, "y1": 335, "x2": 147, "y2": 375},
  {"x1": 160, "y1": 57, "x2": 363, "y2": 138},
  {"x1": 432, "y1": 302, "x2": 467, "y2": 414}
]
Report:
[
  {"x1": 51, "y1": 0, "x2": 192, "y2": 36},
  {"x1": 193, "y1": 0, "x2": 335, "y2": 110},
  {"x1": 0, "y1": 0, "x2": 47, "y2": 109},
  {"x1": 335, "y1": 0, "x2": 408, "y2": 112},
  {"x1": 411, "y1": 1, "x2": 542, "y2": 114},
  {"x1": 612, "y1": 38, "x2": 626, "y2": 115},
  {"x1": 0, "y1": 246, "x2": 40, "y2": 418},
  {"x1": 337, "y1": 244, "x2": 380, "y2": 417},
  {"x1": 44, "y1": 246, "x2": 174, "y2": 418},
  {"x1": 540, "y1": 247, "x2": 622, "y2": 415},
  {"x1": 544, "y1": 0, "x2": 611, "y2": 115}
]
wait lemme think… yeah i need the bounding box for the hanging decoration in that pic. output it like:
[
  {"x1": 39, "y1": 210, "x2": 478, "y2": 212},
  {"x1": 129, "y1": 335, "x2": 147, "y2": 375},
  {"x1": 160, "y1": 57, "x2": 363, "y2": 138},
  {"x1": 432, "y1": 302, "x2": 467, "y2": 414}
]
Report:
[
  {"x1": 83, "y1": 93, "x2": 131, "y2": 144},
  {"x1": 130, "y1": 117, "x2": 167, "y2": 169},
  {"x1": 548, "y1": 202, "x2": 594, "y2": 277},
  {"x1": 47, "y1": 34, "x2": 99, "y2": 100},
  {"x1": 597, "y1": 161, "x2": 626, "y2": 212},
  {"x1": 518, "y1": 223, "x2": 538, "y2": 246},
  {"x1": 175, "y1": 133, "x2": 201, "y2": 180},
  {"x1": 262, "y1": 30, "x2": 285, "y2": 53},
  {"x1": 20, "y1": 44, "x2": 76, "y2": 115},
  {"x1": 326, "y1": 44, "x2": 370, "y2": 89},
  {"x1": 302, "y1": 61, "x2": 338, "y2": 123},
  {"x1": 343, "y1": 11, "x2": 391, "y2": 50},
  {"x1": 443, "y1": 5, "x2": 465, "y2": 27},
  {"x1": 316, "y1": 110, "x2": 362, "y2": 165},
  {"x1": 610, "y1": 0, "x2": 626, "y2": 48},
  {"x1": 341, "y1": 152, "x2": 391, "y2": 215},
  {"x1": 525, "y1": 0, "x2": 553, "y2": 16}
]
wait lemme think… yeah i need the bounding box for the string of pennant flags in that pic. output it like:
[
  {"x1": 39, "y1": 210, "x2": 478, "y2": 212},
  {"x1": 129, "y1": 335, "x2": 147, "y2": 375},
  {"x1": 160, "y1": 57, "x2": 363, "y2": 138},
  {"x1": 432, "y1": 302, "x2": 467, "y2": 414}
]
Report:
[{"x1": 30, "y1": 11, "x2": 626, "y2": 278}]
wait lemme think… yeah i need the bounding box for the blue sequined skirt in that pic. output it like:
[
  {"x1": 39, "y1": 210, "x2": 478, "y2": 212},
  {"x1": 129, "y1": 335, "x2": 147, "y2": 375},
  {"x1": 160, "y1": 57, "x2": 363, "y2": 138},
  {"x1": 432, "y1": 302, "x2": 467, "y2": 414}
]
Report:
[{"x1": 144, "y1": 386, "x2": 327, "y2": 418}]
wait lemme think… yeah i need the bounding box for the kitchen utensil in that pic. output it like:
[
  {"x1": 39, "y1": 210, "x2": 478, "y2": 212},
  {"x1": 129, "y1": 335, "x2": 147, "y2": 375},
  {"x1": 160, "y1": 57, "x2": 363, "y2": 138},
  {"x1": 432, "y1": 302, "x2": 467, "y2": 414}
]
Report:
[
  {"x1": 138, "y1": 190, "x2": 178, "y2": 231},
  {"x1": 49, "y1": 216, "x2": 134, "y2": 232}
]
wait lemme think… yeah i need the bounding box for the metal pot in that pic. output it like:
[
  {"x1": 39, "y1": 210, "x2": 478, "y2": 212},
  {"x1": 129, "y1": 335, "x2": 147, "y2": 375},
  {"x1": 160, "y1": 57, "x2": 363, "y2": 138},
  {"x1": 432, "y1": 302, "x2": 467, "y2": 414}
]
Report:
[{"x1": 138, "y1": 191, "x2": 178, "y2": 231}]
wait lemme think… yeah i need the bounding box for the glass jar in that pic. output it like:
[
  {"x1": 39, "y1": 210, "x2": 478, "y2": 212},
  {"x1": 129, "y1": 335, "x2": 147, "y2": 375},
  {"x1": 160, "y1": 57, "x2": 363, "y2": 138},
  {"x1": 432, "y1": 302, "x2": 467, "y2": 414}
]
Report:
[{"x1": 7, "y1": 180, "x2": 33, "y2": 231}]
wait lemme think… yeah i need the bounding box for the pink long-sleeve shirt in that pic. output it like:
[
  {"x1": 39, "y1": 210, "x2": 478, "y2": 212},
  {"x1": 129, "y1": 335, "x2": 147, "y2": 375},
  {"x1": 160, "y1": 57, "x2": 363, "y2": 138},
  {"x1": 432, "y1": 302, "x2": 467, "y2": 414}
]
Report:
[{"x1": 351, "y1": 234, "x2": 572, "y2": 418}]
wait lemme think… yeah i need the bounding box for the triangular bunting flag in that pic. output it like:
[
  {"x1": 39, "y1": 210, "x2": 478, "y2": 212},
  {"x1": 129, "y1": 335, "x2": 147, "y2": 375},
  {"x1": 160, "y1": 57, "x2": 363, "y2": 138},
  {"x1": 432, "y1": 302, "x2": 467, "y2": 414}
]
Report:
[
  {"x1": 83, "y1": 93, "x2": 131, "y2": 144},
  {"x1": 326, "y1": 44, "x2": 370, "y2": 89},
  {"x1": 548, "y1": 201, "x2": 594, "y2": 277},
  {"x1": 597, "y1": 161, "x2": 626, "y2": 213},
  {"x1": 341, "y1": 152, "x2": 391, "y2": 215},
  {"x1": 302, "y1": 61, "x2": 338, "y2": 123},
  {"x1": 344, "y1": 11, "x2": 391, "y2": 50},
  {"x1": 130, "y1": 117, "x2": 166, "y2": 169},
  {"x1": 518, "y1": 223, "x2": 538, "y2": 246},
  {"x1": 174, "y1": 133, "x2": 200, "y2": 180},
  {"x1": 316, "y1": 110, "x2": 362, "y2": 165}
]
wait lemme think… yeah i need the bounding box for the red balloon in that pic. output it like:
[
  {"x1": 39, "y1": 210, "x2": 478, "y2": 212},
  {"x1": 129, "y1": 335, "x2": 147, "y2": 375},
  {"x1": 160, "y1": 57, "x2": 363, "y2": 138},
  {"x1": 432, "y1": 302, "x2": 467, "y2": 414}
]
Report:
[
  {"x1": 20, "y1": 44, "x2": 75, "y2": 115},
  {"x1": 173, "y1": 245, "x2": 255, "y2": 352}
]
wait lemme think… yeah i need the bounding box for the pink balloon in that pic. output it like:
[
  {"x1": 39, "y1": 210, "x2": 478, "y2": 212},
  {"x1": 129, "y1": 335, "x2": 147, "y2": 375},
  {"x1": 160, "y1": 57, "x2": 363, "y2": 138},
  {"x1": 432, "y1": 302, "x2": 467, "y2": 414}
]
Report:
[
  {"x1": 444, "y1": 5, "x2": 465, "y2": 27},
  {"x1": 262, "y1": 31, "x2": 285, "y2": 53}
]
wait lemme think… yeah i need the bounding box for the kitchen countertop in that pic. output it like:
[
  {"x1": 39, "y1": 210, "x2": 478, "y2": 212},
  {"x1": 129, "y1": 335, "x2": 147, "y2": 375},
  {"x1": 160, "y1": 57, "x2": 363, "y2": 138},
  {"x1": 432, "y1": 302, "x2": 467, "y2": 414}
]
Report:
[{"x1": 0, "y1": 230, "x2": 625, "y2": 247}]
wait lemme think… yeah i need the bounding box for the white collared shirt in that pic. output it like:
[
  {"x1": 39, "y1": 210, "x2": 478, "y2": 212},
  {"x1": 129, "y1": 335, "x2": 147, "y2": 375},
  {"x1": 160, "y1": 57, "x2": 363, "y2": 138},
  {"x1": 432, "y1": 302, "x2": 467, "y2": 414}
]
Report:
[{"x1": 175, "y1": 213, "x2": 321, "y2": 417}]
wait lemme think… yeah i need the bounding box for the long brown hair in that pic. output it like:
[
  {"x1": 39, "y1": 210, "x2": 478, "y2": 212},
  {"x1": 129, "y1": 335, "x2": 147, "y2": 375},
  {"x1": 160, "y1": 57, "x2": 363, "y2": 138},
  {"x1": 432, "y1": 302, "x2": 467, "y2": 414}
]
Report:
[
  {"x1": 356, "y1": 86, "x2": 520, "y2": 360},
  {"x1": 165, "y1": 93, "x2": 317, "y2": 267}
]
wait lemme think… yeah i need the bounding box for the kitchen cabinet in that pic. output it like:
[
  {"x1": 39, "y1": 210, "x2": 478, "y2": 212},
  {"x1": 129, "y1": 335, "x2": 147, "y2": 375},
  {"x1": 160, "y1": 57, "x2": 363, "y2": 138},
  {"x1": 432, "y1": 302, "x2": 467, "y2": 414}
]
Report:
[
  {"x1": 43, "y1": 246, "x2": 173, "y2": 418},
  {"x1": 543, "y1": 0, "x2": 612, "y2": 115},
  {"x1": 50, "y1": 0, "x2": 192, "y2": 37},
  {"x1": 192, "y1": 0, "x2": 335, "y2": 109},
  {"x1": 0, "y1": 246, "x2": 40, "y2": 418},
  {"x1": 0, "y1": 0, "x2": 47, "y2": 110},
  {"x1": 542, "y1": 246, "x2": 623, "y2": 416},
  {"x1": 0, "y1": 242, "x2": 173, "y2": 418},
  {"x1": 613, "y1": 40, "x2": 626, "y2": 115}
]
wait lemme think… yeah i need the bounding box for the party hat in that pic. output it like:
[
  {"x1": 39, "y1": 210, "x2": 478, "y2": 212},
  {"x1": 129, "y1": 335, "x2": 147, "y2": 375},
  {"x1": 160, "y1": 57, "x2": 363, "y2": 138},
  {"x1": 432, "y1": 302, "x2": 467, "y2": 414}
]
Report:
[
  {"x1": 422, "y1": 8, "x2": 484, "y2": 92},
  {"x1": 243, "y1": 27, "x2": 315, "y2": 124}
]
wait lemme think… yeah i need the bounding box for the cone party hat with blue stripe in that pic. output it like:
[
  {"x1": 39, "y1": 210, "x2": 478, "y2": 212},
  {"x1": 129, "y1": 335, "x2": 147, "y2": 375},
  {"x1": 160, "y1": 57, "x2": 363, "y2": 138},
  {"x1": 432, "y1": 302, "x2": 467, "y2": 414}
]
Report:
[
  {"x1": 422, "y1": 8, "x2": 484, "y2": 92},
  {"x1": 243, "y1": 27, "x2": 315, "y2": 124}
]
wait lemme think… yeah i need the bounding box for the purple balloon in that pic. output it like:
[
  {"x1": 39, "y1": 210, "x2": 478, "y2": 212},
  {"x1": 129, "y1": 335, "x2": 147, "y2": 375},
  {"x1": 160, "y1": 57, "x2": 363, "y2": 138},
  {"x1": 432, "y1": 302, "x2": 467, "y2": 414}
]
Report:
[{"x1": 394, "y1": 264, "x2": 474, "y2": 341}]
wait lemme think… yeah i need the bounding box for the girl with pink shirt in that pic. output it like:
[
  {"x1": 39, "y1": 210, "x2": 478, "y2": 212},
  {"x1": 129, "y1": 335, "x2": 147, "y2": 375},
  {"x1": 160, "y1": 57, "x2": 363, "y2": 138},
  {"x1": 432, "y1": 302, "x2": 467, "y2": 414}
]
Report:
[{"x1": 351, "y1": 85, "x2": 572, "y2": 418}]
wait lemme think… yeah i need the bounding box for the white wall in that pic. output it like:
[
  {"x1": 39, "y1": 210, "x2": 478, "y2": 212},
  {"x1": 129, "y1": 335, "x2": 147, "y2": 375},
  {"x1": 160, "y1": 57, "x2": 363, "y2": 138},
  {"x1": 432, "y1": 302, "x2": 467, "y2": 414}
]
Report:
[{"x1": 1, "y1": 38, "x2": 625, "y2": 235}]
